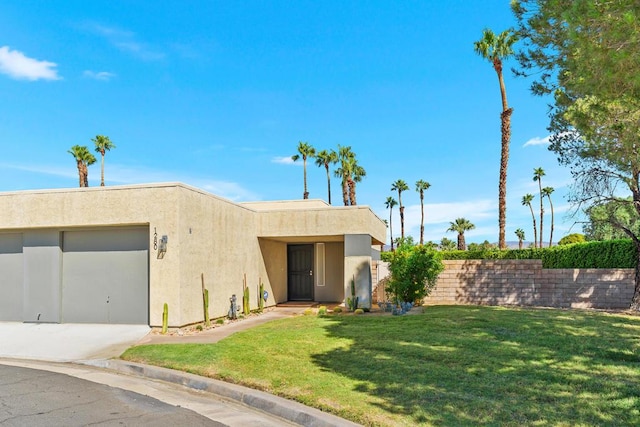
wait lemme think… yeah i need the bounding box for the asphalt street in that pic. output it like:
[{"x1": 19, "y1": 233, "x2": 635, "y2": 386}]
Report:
[{"x1": 0, "y1": 364, "x2": 221, "y2": 426}]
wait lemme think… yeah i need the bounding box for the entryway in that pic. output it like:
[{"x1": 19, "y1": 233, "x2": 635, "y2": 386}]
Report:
[{"x1": 287, "y1": 244, "x2": 314, "y2": 301}]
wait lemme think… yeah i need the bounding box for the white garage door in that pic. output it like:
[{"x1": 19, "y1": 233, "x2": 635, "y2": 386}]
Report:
[
  {"x1": 62, "y1": 227, "x2": 149, "y2": 324},
  {"x1": 0, "y1": 233, "x2": 23, "y2": 321}
]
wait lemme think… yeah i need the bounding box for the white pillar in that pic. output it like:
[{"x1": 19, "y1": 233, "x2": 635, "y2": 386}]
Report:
[{"x1": 344, "y1": 234, "x2": 373, "y2": 309}]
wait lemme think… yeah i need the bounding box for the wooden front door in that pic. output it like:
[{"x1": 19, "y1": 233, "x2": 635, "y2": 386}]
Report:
[{"x1": 288, "y1": 244, "x2": 314, "y2": 301}]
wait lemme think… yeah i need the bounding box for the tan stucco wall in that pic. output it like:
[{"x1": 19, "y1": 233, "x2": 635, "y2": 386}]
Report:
[
  {"x1": 315, "y1": 242, "x2": 344, "y2": 302},
  {"x1": 0, "y1": 183, "x2": 386, "y2": 326}
]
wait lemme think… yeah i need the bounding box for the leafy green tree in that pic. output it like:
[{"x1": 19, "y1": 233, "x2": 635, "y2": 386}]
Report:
[
  {"x1": 522, "y1": 194, "x2": 538, "y2": 248},
  {"x1": 584, "y1": 199, "x2": 640, "y2": 241},
  {"x1": 291, "y1": 141, "x2": 316, "y2": 199},
  {"x1": 513, "y1": 0, "x2": 640, "y2": 309},
  {"x1": 385, "y1": 196, "x2": 398, "y2": 251},
  {"x1": 391, "y1": 179, "x2": 409, "y2": 239},
  {"x1": 514, "y1": 228, "x2": 525, "y2": 249},
  {"x1": 92, "y1": 135, "x2": 115, "y2": 187},
  {"x1": 542, "y1": 186, "x2": 555, "y2": 246},
  {"x1": 439, "y1": 237, "x2": 457, "y2": 251},
  {"x1": 558, "y1": 233, "x2": 586, "y2": 246},
  {"x1": 533, "y1": 167, "x2": 546, "y2": 247},
  {"x1": 447, "y1": 218, "x2": 475, "y2": 251},
  {"x1": 474, "y1": 28, "x2": 518, "y2": 250},
  {"x1": 68, "y1": 145, "x2": 96, "y2": 187},
  {"x1": 314, "y1": 149, "x2": 338, "y2": 204},
  {"x1": 415, "y1": 179, "x2": 431, "y2": 245},
  {"x1": 468, "y1": 240, "x2": 496, "y2": 251},
  {"x1": 384, "y1": 242, "x2": 444, "y2": 304}
]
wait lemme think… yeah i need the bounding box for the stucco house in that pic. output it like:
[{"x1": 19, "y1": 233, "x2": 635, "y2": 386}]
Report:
[{"x1": 0, "y1": 183, "x2": 386, "y2": 327}]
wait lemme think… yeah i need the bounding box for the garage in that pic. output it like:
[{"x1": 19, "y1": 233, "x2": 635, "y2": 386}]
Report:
[
  {"x1": 61, "y1": 227, "x2": 149, "y2": 324},
  {"x1": 0, "y1": 233, "x2": 24, "y2": 321}
]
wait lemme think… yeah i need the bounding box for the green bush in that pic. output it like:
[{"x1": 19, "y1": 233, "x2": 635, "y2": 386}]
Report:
[
  {"x1": 332, "y1": 307, "x2": 343, "y2": 313},
  {"x1": 558, "y1": 233, "x2": 586, "y2": 245},
  {"x1": 317, "y1": 306, "x2": 327, "y2": 316},
  {"x1": 354, "y1": 308, "x2": 364, "y2": 315},
  {"x1": 438, "y1": 240, "x2": 636, "y2": 268},
  {"x1": 385, "y1": 243, "x2": 445, "y2": 303}
]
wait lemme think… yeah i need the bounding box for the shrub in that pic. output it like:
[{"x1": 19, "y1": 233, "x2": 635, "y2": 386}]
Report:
[
  {"x1": 558, "y1": 233, "x2": 586, "y2": 245},
  {"x1": 439, "y1": 240, "x2": 636, "y2": 268},
  {"x1": 354, "y1": 308, "x2": 364, "y2": 315},
  {"x1": 216, "y1": 318, "x2": 225, "y2": 325},
  {"x1": 317, "y1": 306, "x2": 328, "y2": 316},
  {"x1": 196, "y1": 324, "x2": 203, "y2": 331},
  {"x1": 332, "y1": 307, "x2": 343, "y2": 313},
  {"x1": 385, "y1": 243, "x2": 445, "y2": 303},
  {"x1": 303, "y1": 308, "x2": 314, "y2": 316}
]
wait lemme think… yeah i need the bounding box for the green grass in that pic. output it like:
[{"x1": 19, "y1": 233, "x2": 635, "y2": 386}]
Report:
[{"x1": 121, "y1": 306, "x2": 640, "y2": 426}]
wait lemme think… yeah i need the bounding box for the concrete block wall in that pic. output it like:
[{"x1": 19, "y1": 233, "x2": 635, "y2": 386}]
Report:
[{"x1": 422, "y1": 259, "x2": 635, "y2": 309}]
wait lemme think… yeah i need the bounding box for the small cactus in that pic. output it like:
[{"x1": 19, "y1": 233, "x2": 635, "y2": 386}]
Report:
[
  {"x1": 162, "y1": 303, "x2": 168, "y2": 334},
  {"x1": 203, "y1": 288, "x2": 210, "y2": 327},
  {"x1": 258, "y1": 282, "x2": 265, "y2": 312},
  {"x1": 243, "y1": 286, "x2": 250, "y2": 315}
]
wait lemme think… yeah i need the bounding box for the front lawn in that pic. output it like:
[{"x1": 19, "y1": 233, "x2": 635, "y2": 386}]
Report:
[{"x1": 122, "y1": 306, "x2": 640, "y2": 426}]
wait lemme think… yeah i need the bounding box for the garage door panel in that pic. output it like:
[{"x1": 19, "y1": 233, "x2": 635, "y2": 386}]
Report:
[
  {"x1": 62, "y1": 228, "x2": 148, "y2": 325},
  {"x1": 0, "y1": 233, "x2": 23, "y2": 321}
]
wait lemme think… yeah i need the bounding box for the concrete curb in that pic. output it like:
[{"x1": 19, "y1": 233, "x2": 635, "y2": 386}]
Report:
[{"x1": 84, "y1": 359, "x2": 360, "y2": 427}]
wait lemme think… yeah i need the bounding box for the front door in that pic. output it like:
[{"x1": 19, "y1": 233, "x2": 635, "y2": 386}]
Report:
[{"x1": 288, "y1": 244, "x2": 314, "y2": 301}]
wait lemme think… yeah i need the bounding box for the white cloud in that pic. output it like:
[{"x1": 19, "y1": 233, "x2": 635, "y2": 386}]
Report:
[
  {"x1": 83, "y1": 70, "x2": 116, "y2": 81},
  {"x1": 0, "y1": 46, "x2": 61, "y2": 81},
  {"x1": 0, "y1": 162, "x2": 75, "y2": 179},
  {"x1": 523, "y1": 135, "x2": 550, "y2": 147},
  {"x1": 272, "y1": 156, "x2": 296, "y2": 165},
  {"x1": 82, "y1": 22, "x2": 165, "y2": 61}
]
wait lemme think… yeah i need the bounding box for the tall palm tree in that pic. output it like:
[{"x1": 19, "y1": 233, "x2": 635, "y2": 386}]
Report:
[
  {"x1": 514, "y1": 228, "x2": 525, "y2": 249},
  {"x1": 474, "y1": 28, "x2": 518, "y2": 250},
  {"x1": 68, "y1": 145, "x2": 96, "y2": 188},
  {"x1": 385, "y1": 196, "x2": 398, "y2": 251},
  {"x1": 334, "y1": 145, "x2": 365, "y2": 206},
  {"x1": 391, "y1": 179, "x2": 409, "y2": 239},
  {"x1": 533, "y1": 167, "x2": 546, "y2": 247},
  {"x1": 348, "y1": 162, "x2": 366, "y2": 206},
  {"x1": 542, "y1": 186, "x2": 555, "y2": 247},
  {"x1": 92, "y1": 135, "x2": 115, "y2": 187},
  {"x1": 314, "y1": 149, "x2": 338, "y2": 204},
  {"x1": 291, "y1": 141, "x2": 316, "y2": 199},
  {"x1": 521, "y1": 194, "x2": 538, "y2": 248},
  {"x1": 447, "y1": 218, "x2": 475, "y2": 251},
  {"x1": 415, "y1": 179, "x2": 431, "y2": 245},
  {"x1": 335, "y1": 145, "x2": 354, "y2": 206}
]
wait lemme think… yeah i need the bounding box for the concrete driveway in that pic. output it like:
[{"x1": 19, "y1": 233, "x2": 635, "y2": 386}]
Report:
[{"x1": 0, "y1": 322, "x2": 150, "y2": 362}]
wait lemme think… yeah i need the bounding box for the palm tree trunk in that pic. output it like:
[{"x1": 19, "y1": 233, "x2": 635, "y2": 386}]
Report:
[
  {"x1": 342, "y1": 176, "x2": 349, "y2": 206},
  {"x1": 325, "y1": 164, "x2": 331, "y2": 205},
  {"x1": 419, "y1": 193, "x2": 425, "y2": 245},
  {"x1": 528, "y1": 205, "x2": 538, "y2": 249},
  {"x1": 348, "y1": 179, "x2": 356, "y2": 206},
  {"x1": 100, "y1": 151, "x2": 105, "y2": 186},
  {"x1": 518, "y1": 239, "x2": 523, "y2": 250},
  {"x1": 457, "y1": 233, "x2": 465, "y2": 251},
  {"x1": 538, "y1": 182, "x2": 544, "y2": 248},
  {"x1": 76, "y1": 160, "x2": 84, "y2": 187},
  {"x1": 82, "y1": 162, "x2": 89, "y2": 187},
  {"x1": 498, "y1": 108, "x2": 512, "y2": 250},
  {"x1": 389, "y1": 209, "x2": 394, "y2": 251},
  {"x1": 303, "y1": 158, "x2": 309, "y2": 199},
  {"x1": 548, "y1": 197, "x2": 554, "y2": 247}
]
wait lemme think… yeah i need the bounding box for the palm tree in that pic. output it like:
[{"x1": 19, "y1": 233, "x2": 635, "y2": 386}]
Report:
[
  {"x1": 391, "y1": 179, "x2": 409, "y2": 239},
  {"x1": 385, "y1": 196, "x2": 398, "y2": 251},
  {"x1": 514, "y1": 228, "x2": 525, "y2": 249},
  {"x1": 447, "y1": 218, "x2": 475, "y2": 251},
  {"x1": 291, "y1": 141, "x2": 316, "y2": 199},
  {"x1": 314, "y1": 149, "x2": 338, "y2": 204},
  {"x1": 92, "y1": 135, "x2": 115, "y2": 187},
  {"x1": 334, "y1": 146, "x2": 365, "y2": 206},
  {"x1": 521, "y1": 194, "x2": 538, "y2": 248},
  {"x1": 474, "y1": 28, "x2": 518, "y2": 250},
  {"x1": 439, "y1": 237, "x2": 457, "y2": 251},
  {"x1": 542, "y1": 186, "x2": 555, "y2": 247},
  {"x1": 348, "y1": 162, "x2": 366, "y2": 206},
  {"x1": 533, "y1": 167, "x2": 546, "y2": 247},
  {"x1": 415, "y1": 179, "x2": 431, "y2": 245},
  {"x1": 335, "y1": 145, "x2": 354, "y2": 206},
  {"x1": 68, "y1": 145, "x2": 96, "y2": 188}
]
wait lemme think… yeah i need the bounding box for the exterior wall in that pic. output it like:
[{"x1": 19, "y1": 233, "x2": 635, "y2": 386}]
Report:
[
  {"x1": 315, "y1": 242, "x2": 344, "y2": 302},
  {"x1": 0, "y1": 183, "x2": 386, "y2": 326},
  {"x1": 344, "y1": 234, "x2": 373, "y2": 309},
  {"x1": 422, "y1": 260, "x2": 635, "y2": 309},
  {"x1": 0, "y1": 233, "x2": 23, "y2": 321}
]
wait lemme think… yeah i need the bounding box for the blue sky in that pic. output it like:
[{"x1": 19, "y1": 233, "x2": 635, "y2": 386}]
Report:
[{"x1": 0, "y1": 1, "x2": 579, "y2": 245}]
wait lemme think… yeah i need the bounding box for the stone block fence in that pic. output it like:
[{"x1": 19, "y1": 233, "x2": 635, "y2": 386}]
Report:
[{"x1": 374, "y1": 259, "x2": 635, "y2": 310}]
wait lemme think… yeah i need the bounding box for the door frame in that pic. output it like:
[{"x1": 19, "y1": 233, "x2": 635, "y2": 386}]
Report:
[{"x1": 287, "y1": 244, "x2": 315, "y2": 301}]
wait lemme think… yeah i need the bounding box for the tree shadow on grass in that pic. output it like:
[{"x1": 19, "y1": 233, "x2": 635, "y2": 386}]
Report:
[{"x1": 311, "y1": 306, "x2": 640, "y2": 426}]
